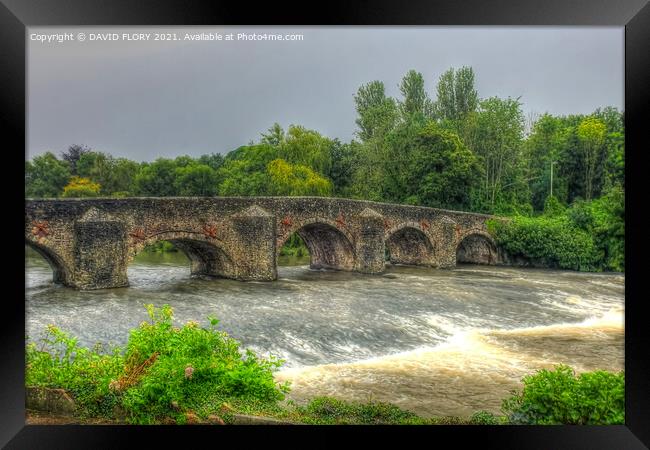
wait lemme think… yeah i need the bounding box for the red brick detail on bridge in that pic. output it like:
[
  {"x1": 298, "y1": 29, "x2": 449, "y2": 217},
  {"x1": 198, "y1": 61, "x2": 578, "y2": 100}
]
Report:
[
  {"x1": 420, "y1": 220, "x2": 430, "y2": 231},
  {"x1": 31, "y1": 220, "x2": 49, "y2": 238},
  {"x1": 129, "y1": 227, "x2": 146, "y2": 242},
  {"x1": 281, "y1": 216, "x2": 293, "y2": 228},
  {"x1": 202, "y1": 224, "x2": 218, "y2": 239},
  {"x1": 335, "y1": 213, "x2": 346, "y2": 228}
]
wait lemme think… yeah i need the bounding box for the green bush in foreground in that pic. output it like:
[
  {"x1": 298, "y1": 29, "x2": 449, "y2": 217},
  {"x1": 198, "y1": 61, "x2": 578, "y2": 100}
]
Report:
[
  {"x1": 501, "y1": 365, "x2": 624, "y2": 425},
  {"x1": 26, "y1": 304, "x2": 289, "y2": 424}
]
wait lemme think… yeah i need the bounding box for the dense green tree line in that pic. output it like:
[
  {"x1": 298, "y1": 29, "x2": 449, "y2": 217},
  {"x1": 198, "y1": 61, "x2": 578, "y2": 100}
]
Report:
[{"x1": 25, "y1": 66, "x2": 624, "y2": 271}]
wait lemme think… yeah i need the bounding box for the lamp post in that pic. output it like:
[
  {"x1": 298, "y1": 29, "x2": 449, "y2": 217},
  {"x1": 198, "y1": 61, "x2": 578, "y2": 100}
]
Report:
[{"x1": 550, "y1": 161, "x2": 555, "y2": 198}]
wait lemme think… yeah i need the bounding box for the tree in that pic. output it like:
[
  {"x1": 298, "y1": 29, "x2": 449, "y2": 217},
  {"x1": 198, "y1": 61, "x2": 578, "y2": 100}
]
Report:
[
  {"x1": 216, "y1": 144, "x2": 279, "y2": 196},
  {"x1": 198, "y1": 153, "x2": 225, "y2": 171},
  {"x1": 108, "y1": 158, "x2": 140, "y2": 196},
  {"x1": 463, "y1": 97, "x2": 528, "y2": 212},
  {"x1": 60, "y1": 144, "x2": 91, "y2": 175},
  {"x1": 61, "y1": 176, "x2": 101, "y2": 198},
  {"x1": 25, "y1": 152, "x2": 71, "y2": 198},
  {"x1": 398, "y1": 70, "x2": 433, "y2": 120},
  {"x1": 328, "y1": 140, "x2": 358, "y2": 196},
  {"x1": 433, "y1": 66, "x2": 478, "y2": 125},
  {"x1": 384, "y1": 121, "x2": 482, "y2": 209},
  {"x1": 576, "y1": 117, "x2": 607, "y2": 201},
  {"x1": 353, "y1": 81, "x2": 398, "y2": 141},
  {"x1": 134, "y1": 158, "x2": 179, "y2": 196},
  {"x1": 277, "y1": 125, "x2": 334, "y2": 176},
  {"x1": 525, "y1": 114, "x2": 570, "y2": 210},
  {"x1": 174, "y1": 164, "x2": 219, "y2": 196},
  {"x1": 267, "y1": 159, "x2": 333, "y2": 196},
  {"x1": 260, "y1": 123, "x2": 286, "y2": 146}
]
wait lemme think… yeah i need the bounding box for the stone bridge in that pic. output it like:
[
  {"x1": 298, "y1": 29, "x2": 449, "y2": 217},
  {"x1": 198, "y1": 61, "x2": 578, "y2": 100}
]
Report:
[{"x1": 25, "y1": 197, "x2": 505, "y2": 290}]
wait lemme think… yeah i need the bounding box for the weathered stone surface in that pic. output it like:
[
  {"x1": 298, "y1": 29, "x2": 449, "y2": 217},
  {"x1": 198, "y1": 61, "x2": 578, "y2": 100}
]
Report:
[
  {"x1": 25, "y1": 197, "x2": 507, "y2": 289},
  {"x1": 26, "y1": 386, "x2": 76, "y2": 414}
]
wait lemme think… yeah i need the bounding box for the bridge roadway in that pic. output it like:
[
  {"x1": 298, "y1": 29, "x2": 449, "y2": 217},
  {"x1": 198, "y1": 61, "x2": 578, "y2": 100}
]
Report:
[{"x1": 26, "y1": 197, "x2": 504, "y2": 290}]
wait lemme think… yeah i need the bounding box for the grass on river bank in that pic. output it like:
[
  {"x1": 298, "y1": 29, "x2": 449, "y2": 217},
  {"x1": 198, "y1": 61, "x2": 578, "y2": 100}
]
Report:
[{"x1": 26, "y1": 305, "x2": 624, "y2": 425}]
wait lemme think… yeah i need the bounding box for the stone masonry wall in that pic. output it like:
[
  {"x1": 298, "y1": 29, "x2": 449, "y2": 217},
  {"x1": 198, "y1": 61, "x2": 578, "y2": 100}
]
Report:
[{"x1": 26, "y1": 197, "x2": 503, "y2": 289}]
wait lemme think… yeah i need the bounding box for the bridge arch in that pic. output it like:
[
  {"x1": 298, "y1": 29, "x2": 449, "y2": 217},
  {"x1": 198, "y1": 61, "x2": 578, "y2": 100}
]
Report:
[
  {"x1": 128, "y1": 230, "x2": 236, "y2": 279},
  {"x1": 384, "y1": 222, "x2": 436, "y2": 267},
  {"x1": 278, "y1": 218, "x2": 356, "y2": 271},
  {"x1": 456, "y1": 230, "x2": 498, "y2": 265},
  {"x1": 25, "y1": 238, "x2": 71, "y2": 285}
]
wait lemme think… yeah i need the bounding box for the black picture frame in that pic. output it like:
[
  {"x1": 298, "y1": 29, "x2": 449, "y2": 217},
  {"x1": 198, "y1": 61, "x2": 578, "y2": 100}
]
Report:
[{"x1": 2, "y1": 1, "x2": 649, "y2": 448}]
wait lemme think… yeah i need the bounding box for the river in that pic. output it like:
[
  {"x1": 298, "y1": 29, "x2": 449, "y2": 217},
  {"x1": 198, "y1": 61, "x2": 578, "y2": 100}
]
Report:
[{"x1": 25, "y1": 247, "x2": 624, "y2": 418}]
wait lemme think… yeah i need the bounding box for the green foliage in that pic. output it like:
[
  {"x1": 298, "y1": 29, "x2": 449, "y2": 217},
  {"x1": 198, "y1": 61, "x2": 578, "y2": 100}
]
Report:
[
  {"x1": 61, "y1": 176, "x2": 101, "y2": 198},
  {"x1": 217, "y1": 144, "x2": 278, "y2": 196},
  {"x1": 277, "y1": 125, "x2": 334, "y2": 176},
  {"x1": 354, "y1": 81, "x2": 399, "y2": 141},
  {"x1": 433, "y1": 66, "x2": 478, "y2": 124},
  {"x1": 260, "y1": 123, "x2": 286, "y2": 147},
  {"x1": 576, "y1": 117, "x2": 607, "y2": 201},
  {"x1": 143, "y1": 240, "x2": 177, "y2": 253},
  {"x1": 502, "y1": 365, "x2": 624, "y2": 425},
  {"x1": 134, "y1": 158, "x2": 179, "y2": 197},
  {"x1": 463, "y1": 96, "x2": 527, "y2": 211},
  {"x1": 174, "y1": 164, "x2": 219, "y2": 197},
  {"x1": 488, "y1": 215, "x2": 599, "y2": 271},
  {"x1": 543, "y1": 195, "x2": 565, "y2": 217},
  {"x1": 26, "y1": 325, "x2": 124, "y2": 417},
  {"x1": 469, "y1": 410, "x2": 501, "y2": 425},
  {"x1": 267, "y1": 159, "x2": 332, "y2": 196},
  {"x1": 384, "y1": 121, "x2": 482, "y2": 210},
  {"x1": 327, "y1": 140, "x2": 358, "y2": 196},
  {"x1": 26, "y1": 152, "x2": 71, "y2": 198},
  {"x1": 26, "y1": 305, "x2": 290, "y2": 424},
  {"x1": 296, "y1": 397, "x2": 423, "y2": 425},
  {"x1": 76, "y1": 152, "x2": 140, "y2": 195},
  {"x1": 279, "y1": 233, "x2": 308, "y2": 257},
  {"x1": 568, "y1": 186, "x2": 625, "y2": 271},
  {"x1": 398, "y1": 70, "x2": 434, "y2": 120},
  {"x1": 197, "y1": 153, "x2": 225, "y2": 171},
  {"x1": 60, "y1": 144, "x2": 91, "y2": 175}
]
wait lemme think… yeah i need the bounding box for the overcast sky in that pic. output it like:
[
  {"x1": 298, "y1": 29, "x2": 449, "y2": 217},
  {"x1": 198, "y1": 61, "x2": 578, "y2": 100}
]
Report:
[{"x1": 27, "y1": 26, "x2": 623, "y2": 162}]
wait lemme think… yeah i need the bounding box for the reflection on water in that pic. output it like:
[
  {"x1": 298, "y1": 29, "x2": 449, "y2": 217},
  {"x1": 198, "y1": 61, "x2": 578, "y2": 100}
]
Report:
[{"x1": 25, "y1": 247, "x2": 624, "y2": 417}]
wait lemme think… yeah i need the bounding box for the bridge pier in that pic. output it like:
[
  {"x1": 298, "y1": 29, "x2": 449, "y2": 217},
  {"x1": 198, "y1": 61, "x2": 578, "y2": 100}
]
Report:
[
  {"x1": 354, "y1": 208, "x2": 386, "y2": 274},
  {"x1": 229, "y1": 206, "x2": 277, "y2": 281},
  {"x1": 72, "y1": 214, "x2": 129, "y2": 290}
]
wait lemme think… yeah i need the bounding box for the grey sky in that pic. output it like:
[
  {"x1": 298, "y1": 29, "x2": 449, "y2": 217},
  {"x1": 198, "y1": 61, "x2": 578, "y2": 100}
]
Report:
[{"x1": 27, "y1": 26, "x2": 623, "y2": 162}]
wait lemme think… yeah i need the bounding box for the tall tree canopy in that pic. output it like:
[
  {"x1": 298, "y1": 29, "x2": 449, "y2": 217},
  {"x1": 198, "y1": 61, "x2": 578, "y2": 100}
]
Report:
[
  {"x1": 398, "y1": 70, "x2": 433, "y2": 120},
  {"x1": 433, "y1": 66, "x2": 479, "y2": 125}
]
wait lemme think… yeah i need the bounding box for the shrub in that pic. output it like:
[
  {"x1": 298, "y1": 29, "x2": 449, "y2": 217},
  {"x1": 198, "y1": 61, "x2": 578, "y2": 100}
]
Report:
[
  {"x1": 61, "y1": 176, "x2": 101, "y2": 198},
  {"x1": 26, "y1": 325, "x2": 123, "y2": 417},
  {"x1": 469, "y1": 410, "x2": 501, "y2": 425},
  {"x1": 26, "y1": 305, "x2": 290, "y2": 424},
  {"x1": 543, "y1": 195, "x2": 565, "y2": 217},
  {"x1": 297, "y1": 397, "x2": 423, "y2": 425},
  {"x1": 568, "y1": 186, "x2": 624, "y2": 271},
  {"x1": 501, "y1": 365, "x2": 624, "y2": 425},
  {"x1": 487, "y1": 216, "x2": 600, "y2": 271}
]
